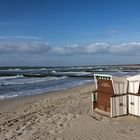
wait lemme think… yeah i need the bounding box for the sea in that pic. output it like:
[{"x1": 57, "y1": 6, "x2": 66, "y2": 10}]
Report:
[{"x1": 0, "y1": 65, "x2": 140, "y2": 100}]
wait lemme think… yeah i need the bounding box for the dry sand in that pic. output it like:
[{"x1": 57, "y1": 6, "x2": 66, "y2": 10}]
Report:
[{"x1": 1, "y1": 83, "x2": 140, "y2": 140}]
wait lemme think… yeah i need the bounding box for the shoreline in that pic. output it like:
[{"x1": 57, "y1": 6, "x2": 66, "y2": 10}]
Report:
[{"x1": 0, "y1": 82, "x2": 94, "y2": 113}]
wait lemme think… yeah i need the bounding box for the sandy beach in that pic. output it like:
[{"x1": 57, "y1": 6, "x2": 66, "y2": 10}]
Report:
[{"x1": 1, "y1": 83, "x2": 140, "y2": 140}]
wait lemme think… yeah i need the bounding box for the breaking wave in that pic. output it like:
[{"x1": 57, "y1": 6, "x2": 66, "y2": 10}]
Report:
[
  {"x1": 0, "y1": 75, "x2": 24, "y2": 80},
  {"x1": 0, "y1": 76, "x2": 68, "y2": 86}
]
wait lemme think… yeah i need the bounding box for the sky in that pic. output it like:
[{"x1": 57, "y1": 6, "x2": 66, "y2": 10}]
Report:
[{"x1": 0, "y1": 0, "x2": 140, "y2": 66}]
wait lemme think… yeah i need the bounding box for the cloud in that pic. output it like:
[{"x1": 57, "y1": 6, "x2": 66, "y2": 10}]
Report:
[
  {"x1": 51, "y1": 47, "x2": 66, "y2": 54},
  {"x1": 0, "y1": 37, "x2": 140, "y2": 56},
  {"x1": 50, "y1": 43, "x2": 109, "y2": 55},
  {"x1": 7, "y1": 35, "x2": 41, "y2": 40},
  {"x1": 0, "y1": 40, "x2": 50, "y2": 54},
  {"x1": 50, "y1": 44, "x2": 80, "y2": 54},
  {"x1": 53, "y1": 42, "x2": 140, "y2": 56},
  {"x1": 108, "y1": 29, "x2": 118, "y2": 35},
  {"x1": 109, "y1": 42, "x2": 140, "y2": 55},
  {"x1": 83, "y1": 43, "x2": 109, "y2": 54}
]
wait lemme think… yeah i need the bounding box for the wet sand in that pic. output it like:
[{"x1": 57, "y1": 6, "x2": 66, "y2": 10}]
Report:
[{"x1": 1, "y1": 83, "x2": 140, "y2": 140}]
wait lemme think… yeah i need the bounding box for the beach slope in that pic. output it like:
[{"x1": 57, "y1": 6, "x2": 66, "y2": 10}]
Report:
[{"x1": 1, "y1": 84, "x2": 140, "y2": 140}]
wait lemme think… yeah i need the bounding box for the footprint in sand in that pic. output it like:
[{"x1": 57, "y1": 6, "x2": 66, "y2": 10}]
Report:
[
  {"x1": 54, "y1": 136, "x2": 64, "y2": 140},
  {"x1": 49, "y1": 130, "x2": 57, "y2": 135}
]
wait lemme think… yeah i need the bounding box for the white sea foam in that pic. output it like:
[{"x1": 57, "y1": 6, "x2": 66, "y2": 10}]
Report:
[
  {"x1": 0, "y1": 76, "x2": 68, "y2": 86},
  {"x1": 0, "y1": 94, "x2": 18, "y2": 100},
  {"x1": 40, "y1": 68, "x2": 47, "y2": 70},
  {"x1": 0, "y1": 75, "x2": 24, "y2": 80},
  {"x1": 98, "y1": 69, "x2": 103, "y2": 71},
  {"x1": 6, "y1": 68, "x2": 22, "y2": 71},
  {"x1": 51, "y1": 70, "x2": 56, "y2": 73},
  {"x1": 58, "y1": 71, "x2": 92, "y2": 76}
]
